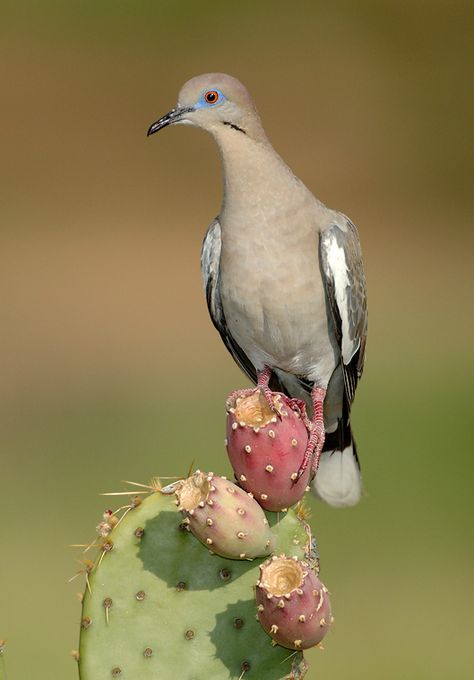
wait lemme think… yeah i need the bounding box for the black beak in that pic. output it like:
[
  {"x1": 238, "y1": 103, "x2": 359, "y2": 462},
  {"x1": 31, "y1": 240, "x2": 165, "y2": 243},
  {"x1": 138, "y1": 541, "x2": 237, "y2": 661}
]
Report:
[{"x1": 147, "y1": 106, "x2": 194, "y2": 136}]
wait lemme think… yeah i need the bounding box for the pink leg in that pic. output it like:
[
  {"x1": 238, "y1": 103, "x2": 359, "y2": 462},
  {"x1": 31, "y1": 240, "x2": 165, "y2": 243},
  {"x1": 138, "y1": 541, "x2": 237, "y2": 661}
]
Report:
[
  {"x1": 256, "y1": 365, "x2": 275, "y2": 407},
  {"x1": 296, "y1": 386, "x2": 326, "y2": 481},
  {"x1": 226, "y1": 366, "x2": 275, "y2": 409}
]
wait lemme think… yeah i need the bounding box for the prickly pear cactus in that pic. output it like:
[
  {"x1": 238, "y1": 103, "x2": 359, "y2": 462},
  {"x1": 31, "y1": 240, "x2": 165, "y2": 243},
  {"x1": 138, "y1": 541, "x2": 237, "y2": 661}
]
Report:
[{"x1": 79, "y1": 490, "x2": 313, "y2": 679}]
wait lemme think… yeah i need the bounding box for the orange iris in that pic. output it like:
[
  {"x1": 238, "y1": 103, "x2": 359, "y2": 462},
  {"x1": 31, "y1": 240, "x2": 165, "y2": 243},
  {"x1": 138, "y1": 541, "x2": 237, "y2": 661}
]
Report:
[{"x1": 204, "y1": 90, "x2": 219, "y2": 104}]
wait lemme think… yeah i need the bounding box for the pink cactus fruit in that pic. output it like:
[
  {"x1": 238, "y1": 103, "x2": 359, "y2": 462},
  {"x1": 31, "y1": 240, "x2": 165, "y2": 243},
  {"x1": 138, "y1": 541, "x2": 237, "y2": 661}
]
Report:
[
  {"x1": 226, "y1": 390, "x2": 311, "y2": 511},
  {"x1": 175, "y1": 470, "x2": 276, "y2": 560},
  {"x1": 255, "y1": 554, "x2": 333, "y2": 650}
]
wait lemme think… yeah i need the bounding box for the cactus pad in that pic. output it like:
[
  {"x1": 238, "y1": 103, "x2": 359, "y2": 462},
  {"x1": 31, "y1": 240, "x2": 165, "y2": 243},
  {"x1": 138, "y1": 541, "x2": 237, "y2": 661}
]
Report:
[{"x1": 79, "y1": 490, "x2": 312, "y2": 679}]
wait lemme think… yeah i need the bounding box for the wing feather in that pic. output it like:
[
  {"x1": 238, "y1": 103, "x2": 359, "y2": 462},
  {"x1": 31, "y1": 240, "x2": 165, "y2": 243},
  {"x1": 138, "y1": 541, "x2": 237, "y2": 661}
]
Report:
[
  {"x1": 319, "y1": 219, "x2": 368, "y2": 405},
  {"x1": 201, "y1": 219, "x2": 258, "y2": 385}
]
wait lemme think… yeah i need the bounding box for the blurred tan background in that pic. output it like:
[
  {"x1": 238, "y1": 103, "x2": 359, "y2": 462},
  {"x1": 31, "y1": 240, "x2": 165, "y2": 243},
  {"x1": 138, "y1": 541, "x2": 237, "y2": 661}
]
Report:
[{"x1": 1, "y1": 1, "x2": 473, "y2": 678}]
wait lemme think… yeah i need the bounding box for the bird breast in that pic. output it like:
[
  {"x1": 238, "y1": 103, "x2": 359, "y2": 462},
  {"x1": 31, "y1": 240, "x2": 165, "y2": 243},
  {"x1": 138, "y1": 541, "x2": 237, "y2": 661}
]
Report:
[{"x1": 218, "y1": 201, "x2": 335, "y2": 379}]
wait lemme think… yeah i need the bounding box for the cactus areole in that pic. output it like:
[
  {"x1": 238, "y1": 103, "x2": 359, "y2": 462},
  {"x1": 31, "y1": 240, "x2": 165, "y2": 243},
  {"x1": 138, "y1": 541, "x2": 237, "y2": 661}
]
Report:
[
  {"x1": 226, "y1": 390, "x2": 312, "y2": 511},
  {"x1": 175, "y1": 470, "x2": 276, "y2": 559},
  {"x1": 256, "y1": 555, "x2": 332, "y2": 650}
]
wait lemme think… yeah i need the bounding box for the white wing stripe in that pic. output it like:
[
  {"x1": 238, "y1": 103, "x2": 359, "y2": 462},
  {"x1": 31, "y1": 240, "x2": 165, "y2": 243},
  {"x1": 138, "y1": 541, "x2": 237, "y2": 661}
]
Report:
[{"x1": 325, "y1": 234, "x2": 359, "y2": 364}]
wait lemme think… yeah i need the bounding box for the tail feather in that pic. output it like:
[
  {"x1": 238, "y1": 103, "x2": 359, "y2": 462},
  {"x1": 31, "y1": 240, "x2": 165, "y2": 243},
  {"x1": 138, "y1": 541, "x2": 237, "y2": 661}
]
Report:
[
  {"x1": 271, "y1": 368, "x2": 363, "y2": 508},
  {"x1": 312, "y1": 429, "x2": 362, "y2": 507}
]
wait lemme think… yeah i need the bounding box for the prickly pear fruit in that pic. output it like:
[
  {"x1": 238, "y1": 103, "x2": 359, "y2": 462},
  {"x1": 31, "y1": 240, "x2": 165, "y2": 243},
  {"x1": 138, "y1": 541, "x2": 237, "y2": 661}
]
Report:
[
  {"x1": 226, "y1": 390, "x2": 311, "y2": 511},
  {"x1": 79, "y1": 487, "x2": 311, "y2": 679},
  {"x1": 175, "y1": 470, "x2": 276, "y2": 559},
  {"x1": 256, "y1": 554, "x2": 332, "y2": 650}
]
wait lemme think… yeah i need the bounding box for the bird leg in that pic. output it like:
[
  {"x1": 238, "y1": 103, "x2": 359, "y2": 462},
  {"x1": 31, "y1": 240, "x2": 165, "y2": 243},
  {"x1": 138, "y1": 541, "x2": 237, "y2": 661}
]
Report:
[
  {"x1": 296, "y1": 386, "x2": 326, "y2": 481},
  {"x1": 256, "y1": 365, "x2": 276, "y2": 409},
  {"x1": 225, "y1": 366, "x2": 275, "y2": 411}
]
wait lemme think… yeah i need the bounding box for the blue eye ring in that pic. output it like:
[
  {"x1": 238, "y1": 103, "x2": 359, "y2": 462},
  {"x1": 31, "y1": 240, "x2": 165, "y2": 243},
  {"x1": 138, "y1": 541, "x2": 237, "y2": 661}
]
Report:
[{"x1": 198, "y1": 88, "x2": 225, "y2": 107}]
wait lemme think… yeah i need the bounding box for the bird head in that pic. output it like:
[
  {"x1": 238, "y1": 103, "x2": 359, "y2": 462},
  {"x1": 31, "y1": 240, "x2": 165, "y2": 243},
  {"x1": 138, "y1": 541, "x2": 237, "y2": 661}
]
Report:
[{"x1": 147, "y1": 73, "x2": 266, "y2": 141}]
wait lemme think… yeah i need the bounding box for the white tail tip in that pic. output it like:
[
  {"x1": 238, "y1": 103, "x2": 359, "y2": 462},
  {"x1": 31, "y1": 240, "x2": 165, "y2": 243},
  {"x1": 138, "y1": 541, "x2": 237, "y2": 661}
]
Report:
[{"x1": 312, "y1": 445, "x2": 362, "y2": 507}]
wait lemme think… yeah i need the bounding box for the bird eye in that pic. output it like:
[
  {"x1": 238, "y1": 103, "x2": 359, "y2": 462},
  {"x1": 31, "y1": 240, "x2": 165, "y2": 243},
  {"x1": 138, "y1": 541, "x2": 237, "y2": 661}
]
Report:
[{"x1": 204, "y1": 90, "x2": 219, "y2": 104}]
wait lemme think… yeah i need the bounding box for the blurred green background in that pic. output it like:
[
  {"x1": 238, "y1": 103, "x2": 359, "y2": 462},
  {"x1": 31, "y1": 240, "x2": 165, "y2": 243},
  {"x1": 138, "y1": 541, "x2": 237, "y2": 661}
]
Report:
[{"x1": 1, "y1": 1, "x2": 473, "y2": 678}]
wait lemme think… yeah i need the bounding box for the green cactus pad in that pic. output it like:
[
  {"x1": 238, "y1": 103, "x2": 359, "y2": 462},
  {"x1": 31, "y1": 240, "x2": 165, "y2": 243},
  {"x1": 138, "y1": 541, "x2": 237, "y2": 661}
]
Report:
[{"x1": 79, "y1": 491, "x2": 312, "y2": 679}]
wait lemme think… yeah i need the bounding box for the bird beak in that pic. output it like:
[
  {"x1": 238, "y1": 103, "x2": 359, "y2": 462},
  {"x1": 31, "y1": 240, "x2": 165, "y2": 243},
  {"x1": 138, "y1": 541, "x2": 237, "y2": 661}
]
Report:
[{"x1": 147, "y1": 106, "x2": 194, "y2": 136}]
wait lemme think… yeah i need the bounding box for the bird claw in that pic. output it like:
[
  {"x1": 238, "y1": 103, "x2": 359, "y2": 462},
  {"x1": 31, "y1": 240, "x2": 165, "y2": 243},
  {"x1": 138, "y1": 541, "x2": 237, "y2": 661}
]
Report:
[
  {"x1": 293, "y1": 455, "x2": 312, "y2": 485},
  {"x1": 258, "y1": 385, "x2": 279, "y2": 415},
  {"x1": 293, "y1": 423, "x2": 325, "y2": 485}
]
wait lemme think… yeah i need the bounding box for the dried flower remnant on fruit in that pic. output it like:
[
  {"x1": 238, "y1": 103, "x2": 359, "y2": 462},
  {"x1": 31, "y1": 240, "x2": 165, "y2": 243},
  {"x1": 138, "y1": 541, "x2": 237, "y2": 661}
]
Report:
[
  {"x1": 233, "y1": 390, "x2": 277, "y2": 428},
  {"x1": 175, "y1": 470, "x2": 211, "y2": 511}
]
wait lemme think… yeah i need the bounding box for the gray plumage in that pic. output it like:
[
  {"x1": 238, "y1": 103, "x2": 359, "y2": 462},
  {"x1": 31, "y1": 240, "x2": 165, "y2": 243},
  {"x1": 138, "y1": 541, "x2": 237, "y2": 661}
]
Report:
[{"x1": 149, "y1": 73, "x2": 368, "y2": 507}]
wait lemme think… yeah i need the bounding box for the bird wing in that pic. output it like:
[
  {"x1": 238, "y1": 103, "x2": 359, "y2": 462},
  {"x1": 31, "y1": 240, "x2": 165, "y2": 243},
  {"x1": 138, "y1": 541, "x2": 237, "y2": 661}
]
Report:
[
  {"x1": 319, "y1": 218, "x2": 368, "y2": 406},
  {"x1": 201, "y1": 218, "x2": 258, "y2": 385}
]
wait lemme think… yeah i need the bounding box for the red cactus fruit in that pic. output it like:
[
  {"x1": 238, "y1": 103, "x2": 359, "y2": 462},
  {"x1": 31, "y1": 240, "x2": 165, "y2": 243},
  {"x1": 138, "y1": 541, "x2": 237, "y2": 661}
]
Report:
[
  {"x1": 255, "y1": 554, "x2": 332, "y2": 650},
  {"x1": 175, "y1": 470, "x2": 275, "y2": 560},
  {"x1": 226, "y1": 389, "x2": 311, "y2": 511}
]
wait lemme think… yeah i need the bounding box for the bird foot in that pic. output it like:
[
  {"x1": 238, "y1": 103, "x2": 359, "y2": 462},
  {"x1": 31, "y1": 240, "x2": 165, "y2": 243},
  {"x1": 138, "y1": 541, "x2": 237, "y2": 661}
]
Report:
[
  {"x1": 254, "y1": 365, "x2": 279, "y2": 412},
  {"x1": 258, "y1": 385, "x2": 280, "y2": 414},
  {"x1": 294, "y1": 423, "x2": 325, "y2": 483},
  {"x1": 293, "y1": 382, "x2": 326, "y2": 485},
  {"x1": 294, "y1": 425, "x2": 324, "y2": 484}
]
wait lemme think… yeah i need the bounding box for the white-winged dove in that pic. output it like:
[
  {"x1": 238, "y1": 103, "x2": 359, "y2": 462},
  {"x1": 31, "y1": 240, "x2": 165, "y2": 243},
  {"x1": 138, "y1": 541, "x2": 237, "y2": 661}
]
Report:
[{"x1": 148, "y1": 74, "x2": 368, "y2": 507}]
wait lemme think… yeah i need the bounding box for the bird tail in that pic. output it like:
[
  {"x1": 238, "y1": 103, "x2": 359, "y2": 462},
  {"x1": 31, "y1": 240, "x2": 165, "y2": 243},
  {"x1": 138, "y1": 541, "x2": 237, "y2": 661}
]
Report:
[
  {"x1": 271, "y1": 368, "x2": 363, "y2": 507},
  {"x1": 312, "y1": 422, "x2": 363, "y2": 508}
]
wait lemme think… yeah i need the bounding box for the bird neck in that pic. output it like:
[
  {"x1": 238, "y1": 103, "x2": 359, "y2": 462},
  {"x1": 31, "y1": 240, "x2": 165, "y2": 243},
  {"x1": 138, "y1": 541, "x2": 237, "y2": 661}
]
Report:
[{"x1": 214, "y1": 130, "x2": 304, "y2": 223}]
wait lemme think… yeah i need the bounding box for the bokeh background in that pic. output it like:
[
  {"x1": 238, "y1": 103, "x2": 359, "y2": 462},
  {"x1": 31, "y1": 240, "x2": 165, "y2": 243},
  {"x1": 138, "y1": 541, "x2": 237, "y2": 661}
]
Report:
[{"x1": 1, "y1": 1, "x2": 473, "y2": 678}]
